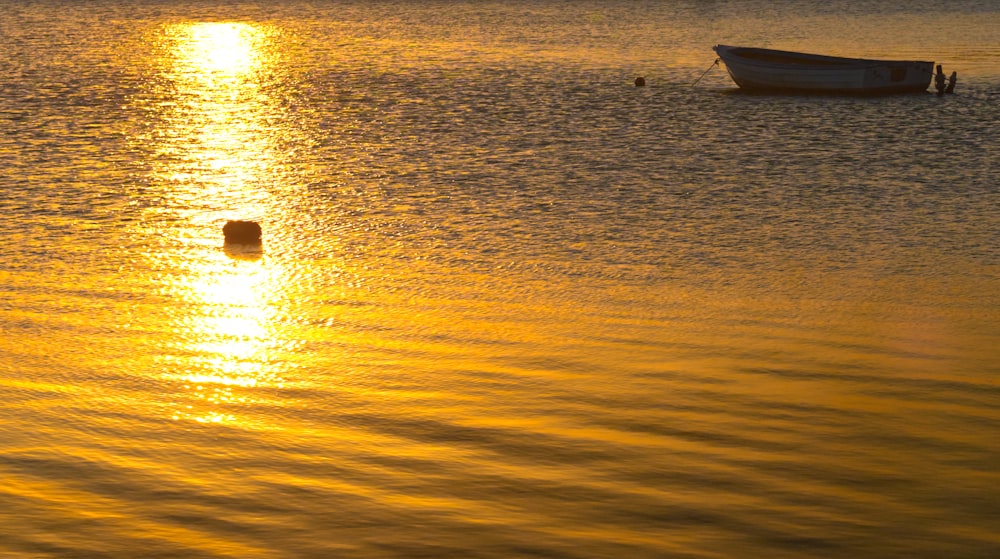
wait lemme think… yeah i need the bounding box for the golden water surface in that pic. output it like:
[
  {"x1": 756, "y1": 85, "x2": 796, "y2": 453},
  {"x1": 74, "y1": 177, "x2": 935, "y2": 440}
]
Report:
[{"x1": 1, "y1": 2, "x2": 999, "y2": 558}]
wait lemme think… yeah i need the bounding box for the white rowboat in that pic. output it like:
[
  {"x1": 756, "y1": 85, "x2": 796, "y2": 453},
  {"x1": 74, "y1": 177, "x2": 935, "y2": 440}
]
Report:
[{"x1": 713, "y1": 45, "x2": 934, "y2": 95}]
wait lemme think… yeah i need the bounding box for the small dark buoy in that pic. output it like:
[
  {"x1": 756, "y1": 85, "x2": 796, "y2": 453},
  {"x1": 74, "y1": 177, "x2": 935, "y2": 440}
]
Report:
[
  {"x1": 946, "y1": 71, "x2": 957, "y2": 94},
  {"x1": 634, "y1": 76, "x2": 646, "y2": 87},
  {"x1": 223, "y1": 220, "x2": 262, "y2": 245}
]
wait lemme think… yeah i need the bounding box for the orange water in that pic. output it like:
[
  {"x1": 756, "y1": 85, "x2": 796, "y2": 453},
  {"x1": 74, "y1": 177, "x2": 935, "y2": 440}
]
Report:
[{"x1": 1, "y1": 1, "x2": 999, "y2": 557}]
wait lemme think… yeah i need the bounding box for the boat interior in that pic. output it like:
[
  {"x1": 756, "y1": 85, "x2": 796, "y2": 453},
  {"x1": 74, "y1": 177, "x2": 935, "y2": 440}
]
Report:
[{"x1": 728, "y1": 48, "x2": 856, "y2": 66}]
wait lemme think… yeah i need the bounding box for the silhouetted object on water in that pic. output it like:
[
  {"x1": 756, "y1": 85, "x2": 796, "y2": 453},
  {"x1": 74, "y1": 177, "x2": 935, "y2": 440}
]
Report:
[
  {"x1": 714, "y1": 45, "x2": 934, "y2": 95},
  {"x1": 935, "y1": 65, "x2": 946, "y2": 95},
  {"x1": 634, "y1": 76, "x2": 646, "y2": 87},
  {"x1": 946, "y1": 71, "x2": 957, "y2": 94},
  {"x1": 223, "y1": 220, "x2": 262, "y2": 245}
]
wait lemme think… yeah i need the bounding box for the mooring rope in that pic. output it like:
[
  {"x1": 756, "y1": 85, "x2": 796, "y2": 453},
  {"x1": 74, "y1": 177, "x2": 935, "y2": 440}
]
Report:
[{"x1": 691, "y1": 58, "x2": 720, "y2": 87}]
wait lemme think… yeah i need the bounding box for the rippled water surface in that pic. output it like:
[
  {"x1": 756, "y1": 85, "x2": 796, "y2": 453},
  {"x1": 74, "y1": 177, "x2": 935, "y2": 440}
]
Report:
[{"x1": 2, "y1": 1, "x2": 999, "y2": 557}]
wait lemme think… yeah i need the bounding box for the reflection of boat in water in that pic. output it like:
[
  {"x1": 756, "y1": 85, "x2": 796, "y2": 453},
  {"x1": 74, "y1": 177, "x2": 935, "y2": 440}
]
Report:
[{"x1": 713, "y1": 45, "x2": 934, "y2": 95}]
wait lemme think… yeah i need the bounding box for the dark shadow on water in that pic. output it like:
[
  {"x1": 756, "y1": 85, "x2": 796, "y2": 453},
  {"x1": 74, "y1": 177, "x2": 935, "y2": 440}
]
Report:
[
  {"x1": 719, "y1": 87, "x2": 935, "y2": 98},
  {"x1": 224, "y1": 243, "x2": 264, "y2": 261}
]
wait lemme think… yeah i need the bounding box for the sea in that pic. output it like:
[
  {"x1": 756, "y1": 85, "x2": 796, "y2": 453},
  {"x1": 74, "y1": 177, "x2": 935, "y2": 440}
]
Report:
[{"x1": 1, "y1": 1, "x2": 998, "y2": 557}]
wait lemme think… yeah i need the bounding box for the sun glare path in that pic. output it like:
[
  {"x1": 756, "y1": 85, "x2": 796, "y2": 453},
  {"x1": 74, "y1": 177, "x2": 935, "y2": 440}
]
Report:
[
  {"x1": 174, "y1": 22, "x2": 263, "y2": 83},
  {"x1": 151, "y1": 22, "x2": 291, "y2": 425}
]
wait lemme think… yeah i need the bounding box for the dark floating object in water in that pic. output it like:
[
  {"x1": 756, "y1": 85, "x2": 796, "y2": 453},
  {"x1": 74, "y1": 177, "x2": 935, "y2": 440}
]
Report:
[
  {"x1": 223, "y1": 220, "x2": 262, "y2": 245},
  {"x1": 713, "y1": 45, "x2": 934, "y2": 95},
  {"x1": 934, "y1": 65, "x2": 958, "y2": 95},
  {"x1": 634, "y1": 76, "x2": 646, "y2": 87}
]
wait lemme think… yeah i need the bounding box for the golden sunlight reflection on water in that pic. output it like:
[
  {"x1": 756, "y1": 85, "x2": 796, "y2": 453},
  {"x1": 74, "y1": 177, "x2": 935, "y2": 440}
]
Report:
[
  {"x1": 2, "y1": 3, "x2": 999, "y2": 557},
  {"x1": 150, "y1": 22, "x2": 282, "y2": 220},
  {"x1": 141, "y1": 22, "x2": 297, "y2": 425}
]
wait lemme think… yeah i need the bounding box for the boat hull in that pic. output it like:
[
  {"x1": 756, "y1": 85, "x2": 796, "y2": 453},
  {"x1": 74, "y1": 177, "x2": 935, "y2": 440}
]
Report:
[{"x1": 713, "y1": 45, "x2": 933, "y2": 95}]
